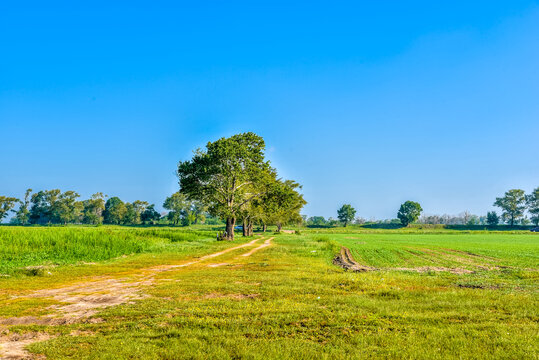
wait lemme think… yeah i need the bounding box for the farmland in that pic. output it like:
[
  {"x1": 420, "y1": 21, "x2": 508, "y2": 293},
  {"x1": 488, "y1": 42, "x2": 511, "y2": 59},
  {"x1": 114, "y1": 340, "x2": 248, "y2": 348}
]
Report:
[{"x1": 0, "y1": 226, "x2": 537, "y2": 359}]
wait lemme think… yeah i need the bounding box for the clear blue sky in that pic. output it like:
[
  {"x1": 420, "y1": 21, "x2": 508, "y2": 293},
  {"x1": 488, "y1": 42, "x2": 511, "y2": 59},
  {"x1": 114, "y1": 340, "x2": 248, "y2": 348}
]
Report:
[{"x1": 1, "y1": 1, "x2": 538, "y2": 220}]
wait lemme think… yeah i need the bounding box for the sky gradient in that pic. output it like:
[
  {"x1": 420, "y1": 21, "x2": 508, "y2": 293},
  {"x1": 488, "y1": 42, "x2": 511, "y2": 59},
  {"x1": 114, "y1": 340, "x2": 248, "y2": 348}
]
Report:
[{"x1": 1, "y1": 1, "x2": 538, "y2": 220}]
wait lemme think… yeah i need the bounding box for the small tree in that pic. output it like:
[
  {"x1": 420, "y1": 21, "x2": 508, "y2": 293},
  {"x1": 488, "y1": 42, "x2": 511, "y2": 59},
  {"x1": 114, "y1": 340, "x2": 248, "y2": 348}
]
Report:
[
  {"x1": 526, "y1": 187, "x2": 539, "y2": 226},
  {"x1": 494, "y1": 189, "x2": 526, "y2": 227},
  {"x1": 163, "y1": 192, "x2": 189, "y2": 226},
  {"x1": 15, "y1": 189, "x2": 32, "y2": 225},
  {"x1": 486, "y1": 211, "x2": 499, "y2": 226},
  {"x1": 259, "y1": 179, "x2": 306, "y2": 232},
  {"x1": 397, "y1": 201, "x2": 422, "y2": 226},
  {"x1": 0, "y1": 196, "x2": 19, "y2": 222},
  {"x1": 337, "y1": 204, "x2": 356, "y2": 227}
]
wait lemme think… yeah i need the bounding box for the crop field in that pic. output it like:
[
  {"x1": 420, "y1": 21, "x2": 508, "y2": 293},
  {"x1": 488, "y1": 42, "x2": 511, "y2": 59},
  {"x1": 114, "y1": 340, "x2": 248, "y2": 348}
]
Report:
[{"x1": 0, "y1": 226, "x2": 538, "y2": 359}]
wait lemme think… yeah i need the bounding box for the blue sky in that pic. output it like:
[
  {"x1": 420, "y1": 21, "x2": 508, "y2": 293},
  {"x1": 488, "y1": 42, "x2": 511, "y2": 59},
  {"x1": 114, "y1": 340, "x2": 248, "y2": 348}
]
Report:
[{"x1": 1, "y1": 1, "x2": 538, "y2": 220}]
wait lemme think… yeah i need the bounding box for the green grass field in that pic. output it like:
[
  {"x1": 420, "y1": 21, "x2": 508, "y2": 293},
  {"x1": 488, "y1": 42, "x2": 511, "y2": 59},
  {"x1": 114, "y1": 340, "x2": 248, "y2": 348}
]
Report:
[{"x1": 0, "y1": 226, "x2": 537, "y2": 359}]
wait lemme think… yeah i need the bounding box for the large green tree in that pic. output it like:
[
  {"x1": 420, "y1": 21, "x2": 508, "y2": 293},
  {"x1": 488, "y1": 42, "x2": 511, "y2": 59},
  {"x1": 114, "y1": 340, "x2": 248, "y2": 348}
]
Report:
[
  {"x1": 494, "y1": 189, "x2": 526, "y2": 226},
  {"x1": 397, "y1": 201, "x2": 423, "y2": 226},
  {"x1": 14, "y1": 189, "x2": 32, "y2": 225},
  {"x1": 0, "y1": 196, "x2": 19, "y2": 222},
  {"x1": 337, "y1": 204, "x2": 356, "y2": 227},
  {"x1": 177, "y1": 132, "x2": 274, "y2": 240},
  {"x1": 103, "y1": 197, "x2": 127, "y2": 224},
  {"x1": 526, "y1": 187, "x2": 539, "y2": 226}
]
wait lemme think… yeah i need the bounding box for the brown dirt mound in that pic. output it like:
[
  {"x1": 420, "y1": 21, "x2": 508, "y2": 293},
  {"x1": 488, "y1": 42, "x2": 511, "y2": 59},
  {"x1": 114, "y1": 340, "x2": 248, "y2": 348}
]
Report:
[
  {"x1": 333, "y1": 247, "x2": 377, "y2": 272},
  {"x1": 333, "y1": 247, "x2": 475, "y2": 274}
]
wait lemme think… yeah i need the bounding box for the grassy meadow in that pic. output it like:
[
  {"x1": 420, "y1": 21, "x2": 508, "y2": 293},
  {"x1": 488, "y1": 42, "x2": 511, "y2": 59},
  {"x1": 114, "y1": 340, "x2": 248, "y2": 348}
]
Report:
[{"x1": 0, "y1": 226, "x2": 537, "y2": 359}]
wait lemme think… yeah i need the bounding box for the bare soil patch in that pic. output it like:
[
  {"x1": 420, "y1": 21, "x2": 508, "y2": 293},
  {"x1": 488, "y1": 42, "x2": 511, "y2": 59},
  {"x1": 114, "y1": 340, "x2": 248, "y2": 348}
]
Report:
[{"x1": 0, "y1": 332, "x2": 51, "y2": 360}]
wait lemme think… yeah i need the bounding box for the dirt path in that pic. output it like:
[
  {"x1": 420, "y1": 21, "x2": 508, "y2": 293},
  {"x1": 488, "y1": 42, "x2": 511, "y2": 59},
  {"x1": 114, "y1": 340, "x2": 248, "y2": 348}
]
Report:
[
  {"x1": 207, "y1": 237, "x2": 274, "y2": 267},
  {"x1": 0, "y1": 236, "x2": 272, "y2": 359}
]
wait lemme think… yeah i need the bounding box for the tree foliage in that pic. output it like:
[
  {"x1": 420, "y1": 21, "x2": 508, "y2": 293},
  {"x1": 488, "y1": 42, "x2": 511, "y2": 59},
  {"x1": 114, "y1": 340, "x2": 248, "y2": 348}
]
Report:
[
  {"x1": 397, "y1": 201, "x2": 423, "y2": 226},
  {"x1": 141, "y1": 204, "x2": 160, "y2": 225},
  {"x1": 0, "y1": 196, "x2": 19, "y2": 222},
  {"x1": 14, "y1": 189, "x2": 32, "y2": 225},
  {"x1": 81, "y1": 193, "x2": 106, "y2": 224},
  {"x1": 177, "y1": 133, "x2": 306, "y2": 239},
  {"x1": 526, "y1": 187, "x2": 539, "y2": 226},
  {"x1": 178, "y1": 133, "x2": 276, "y2": 239},
  {"x1": 337, "y1": 204, "x2": 356, "y2": 227},
  {"x1": 103, "y1": 197, "x2": 127, "y2": 225},
  {"x1": 486, "y1": 211, "x2": 499, "y2": 226},
  {"x1": 494, "y1": 189, "x2": 526, "y2": 227},
  {"x1": 253, "y1": 179, "x2": 306, "y2": 232}
]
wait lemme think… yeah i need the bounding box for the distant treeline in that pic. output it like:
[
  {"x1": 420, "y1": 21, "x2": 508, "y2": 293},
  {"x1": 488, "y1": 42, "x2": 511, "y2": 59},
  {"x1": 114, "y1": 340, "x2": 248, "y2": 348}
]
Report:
[
  {"x1": 305, "y1": 187, "x2": 539, "y2": 228},
  {"x1": 0, "y1": 189, "x2": 223, "y2": 226}
]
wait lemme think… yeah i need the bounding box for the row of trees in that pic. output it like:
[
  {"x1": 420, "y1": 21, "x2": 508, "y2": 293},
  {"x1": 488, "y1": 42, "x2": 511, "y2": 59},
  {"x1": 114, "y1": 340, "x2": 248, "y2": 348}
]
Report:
[
  {"x1": 0, "y1": 190, "x2": 163, "y2": 225},
  {"x1": 316, "y1": 188, "x2": 539, "y2": 228},
  {"x1": 492, "y1": 188, "x2": 539, "y2": 226},
  {"x1": 310, "y1": 201, "x2": 422, "y2": 228}
]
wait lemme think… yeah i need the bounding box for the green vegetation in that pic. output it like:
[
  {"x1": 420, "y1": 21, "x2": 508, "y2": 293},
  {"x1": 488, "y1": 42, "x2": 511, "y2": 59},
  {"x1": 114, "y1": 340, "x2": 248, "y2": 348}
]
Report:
[
  {"x1": 526, "y1": 187, "x2": 539, "y2": 225},
  {"x1": 494, "y1": 189, "x2": 527, "y2": 226},
  {"x1": 177, "y1": 132, "x2": 305, "y2": 239},
  {"x1": 0, "y1": 196, "x2": 19, "y2": 222},
  {"x1": 337, "y1": 204, "x2": 356, "y2": 227},
  {"x1": 486, "y1": 211, "x2": 499, "y2": 226},
  {"x1": 0, "y1": 226, "x2": 214, "y2": 275},
  {"x1": 397, "y1": 200, "x2": 423, "y2": 226},
  {"x1": 0, "y1": 226, "x2": 536, "y2": 359},
  {"x1": 0, "y1": 133, "x2": 538, "y2": 358}
]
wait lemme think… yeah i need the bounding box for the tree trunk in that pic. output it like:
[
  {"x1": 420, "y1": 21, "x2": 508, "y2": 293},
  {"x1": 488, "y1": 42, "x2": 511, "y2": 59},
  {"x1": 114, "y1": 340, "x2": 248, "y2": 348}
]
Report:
[
  {"x1": 263, "y1": 224, "x2": 267, "y2": 233},
  {"x1": 226, "y1": 217, "x2": 235, "y2": 240},
  {"x1": 277, "y1": 222, "x2": 282, "y2": 232},
  {"x1": 248, "y1": 220, "x2": 253, "y2": 236},
  {"x1": 242, "y1": 218, "x2": 247, "y2": 237}
]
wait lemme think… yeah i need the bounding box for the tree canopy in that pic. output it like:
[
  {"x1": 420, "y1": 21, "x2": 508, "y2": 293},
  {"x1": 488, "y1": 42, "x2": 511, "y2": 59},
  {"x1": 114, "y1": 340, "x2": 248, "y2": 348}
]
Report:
[
  {"x1": 337, "y1": 204, "x2": 356, "y2": 227},
  {"x1": 0, "y1": 196, "x2": 19, "y2": 222},
  {"x1": 397, "y1": 201, "x2": 422, "y2": 226},
  {"x1": 177, "y1": 132, "x2": 305, "y2": 239},
  {"x1": 525, "y1": 187, "x2": 539, "y2": 226},
  {"x1": 494, "y1": 189, "x2": 526, "y2": 226},
  {"x1": 486, "y1": 211, "x2": 499, "y2": 226}
]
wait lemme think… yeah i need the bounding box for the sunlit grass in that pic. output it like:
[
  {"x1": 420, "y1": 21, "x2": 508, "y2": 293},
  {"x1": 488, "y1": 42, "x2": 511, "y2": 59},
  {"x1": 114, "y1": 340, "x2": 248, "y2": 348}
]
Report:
[{"x1": 0, "y1": 227, "x2": 537, "y2": 359}]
